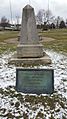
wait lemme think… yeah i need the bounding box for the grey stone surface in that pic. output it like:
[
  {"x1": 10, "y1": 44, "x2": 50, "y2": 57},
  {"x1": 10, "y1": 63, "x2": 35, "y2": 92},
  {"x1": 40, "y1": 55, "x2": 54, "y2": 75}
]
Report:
[
  {"x1": 17, "y1": 44, "x2": 43, "y2": 58},
  {"x1": 20, "y1": 5, "x2": 39, "y2": 44},
  {"x1": 9, "y1": 52, "x2": 51, "y2": 66},
  {"x1": 17, "y1": 4, "x2": 43, "y2": 58}
]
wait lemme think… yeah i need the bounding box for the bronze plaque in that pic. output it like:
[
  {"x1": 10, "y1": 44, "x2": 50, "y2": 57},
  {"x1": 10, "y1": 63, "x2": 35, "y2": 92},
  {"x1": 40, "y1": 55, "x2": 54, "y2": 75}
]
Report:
[{"x1": 16, "y1": 68, "x2": 54, "y2": 94}]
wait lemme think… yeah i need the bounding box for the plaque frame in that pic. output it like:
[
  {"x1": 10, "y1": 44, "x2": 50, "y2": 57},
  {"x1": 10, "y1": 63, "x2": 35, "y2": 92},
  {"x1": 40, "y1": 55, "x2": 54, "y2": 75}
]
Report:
[{"x1": 16, "y1": 68, "x2": 54, "y2": 94}]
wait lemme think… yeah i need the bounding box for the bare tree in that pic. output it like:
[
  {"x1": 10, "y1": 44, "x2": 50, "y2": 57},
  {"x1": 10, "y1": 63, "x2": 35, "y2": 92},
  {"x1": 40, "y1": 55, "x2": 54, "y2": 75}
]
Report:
[
  {"x1": 37, "y1": 9, "x2": 45, "y2": 24},
  {"x1": 56, "y1": 16, "x2": 63, "y2": 28},
  {"x1": 45, "y1": 10, "x2": 53, "y2": 23},
  {"x1": 0, "y1": 16, "x2": 10, "y2": 30},
  {"x1": 59, "y1": 20, "x2": 66, "y2": 28},
  {"x1": 37, "y1": 9, "x2": 53, "y2": 24}
]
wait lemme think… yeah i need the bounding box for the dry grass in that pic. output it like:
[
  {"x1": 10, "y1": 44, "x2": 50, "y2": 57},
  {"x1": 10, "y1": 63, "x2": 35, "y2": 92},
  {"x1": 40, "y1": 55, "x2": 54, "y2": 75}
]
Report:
[
  {"x1": 0, "y1": 29, "x2": 67, "y2": 54},
  {"x1": 40, "y1": 29, "x2": 67, "y2": 53}
]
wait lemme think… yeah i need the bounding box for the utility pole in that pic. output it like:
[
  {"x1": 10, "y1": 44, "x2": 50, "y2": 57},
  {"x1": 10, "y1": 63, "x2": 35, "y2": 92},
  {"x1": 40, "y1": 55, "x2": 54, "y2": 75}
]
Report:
[
  {"x1": 16, "y1": 15, "x2": 19, "y2": 30},
  {"x1": 48, "y1": 0, "x2": 49, "y2": 24},
  {"x1": 9, "y1": 0, "x2": 13, "y2": 24},
  {"x1": 29, "y1": 0, "x2": 31, "y2": 5}
]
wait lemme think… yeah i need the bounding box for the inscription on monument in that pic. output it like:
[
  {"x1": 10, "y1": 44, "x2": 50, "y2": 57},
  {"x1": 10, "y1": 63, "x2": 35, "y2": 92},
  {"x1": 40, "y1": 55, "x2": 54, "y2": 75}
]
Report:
[{"x1": 16, "y1": 68, "x2": 54, "y2": 94}]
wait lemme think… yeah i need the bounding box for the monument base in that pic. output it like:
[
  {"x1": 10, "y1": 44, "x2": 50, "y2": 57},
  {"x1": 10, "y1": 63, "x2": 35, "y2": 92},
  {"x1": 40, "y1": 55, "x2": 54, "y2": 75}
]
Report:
[
  {"x1": 9, "y1": 52, "x2": 51, "y2": 66},
  {"x1": 17, "y1": 44, "x2": 44, "y2": 58}
]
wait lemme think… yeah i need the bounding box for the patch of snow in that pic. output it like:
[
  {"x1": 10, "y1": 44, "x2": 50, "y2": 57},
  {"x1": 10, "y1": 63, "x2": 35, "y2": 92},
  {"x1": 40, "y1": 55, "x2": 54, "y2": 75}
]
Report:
[{"x1": 0, "y1": 50, "x2": 67, "y2": 118}]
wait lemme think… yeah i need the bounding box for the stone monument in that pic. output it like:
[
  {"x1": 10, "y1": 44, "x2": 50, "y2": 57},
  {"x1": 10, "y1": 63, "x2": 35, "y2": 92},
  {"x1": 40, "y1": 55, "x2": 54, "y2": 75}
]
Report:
[
  {"x1": 9, "y1": 4, "x2": 51, "y2": 66},
  {"x1": 9, "y1": 4, "x2": 54, "y2": 94}
]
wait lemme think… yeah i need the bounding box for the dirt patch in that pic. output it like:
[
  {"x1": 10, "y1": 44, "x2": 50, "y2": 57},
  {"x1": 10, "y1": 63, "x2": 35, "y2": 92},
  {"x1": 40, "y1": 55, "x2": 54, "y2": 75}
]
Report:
[
  {"x1": 0, "y1": 42, "x2": 7, "y2": 45},
  {"x1": 40, "y1": 37, "x2": 56, "y2": 43},
  {"x1": 4, "y1": 38, "x2": 19, "y2": 44},
  {"x1": 5, "y1": 37, "x2": 56, "y2": 45}
]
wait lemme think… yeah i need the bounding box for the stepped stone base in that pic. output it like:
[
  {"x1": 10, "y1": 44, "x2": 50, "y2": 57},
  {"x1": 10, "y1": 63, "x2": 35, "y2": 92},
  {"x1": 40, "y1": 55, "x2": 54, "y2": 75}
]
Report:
[
  {"x1": 17, "y1": 44, "x2": 44, "y2": 58},
  {"x1": 9, "y1": 52, "x2": 51, "y2": 66}
]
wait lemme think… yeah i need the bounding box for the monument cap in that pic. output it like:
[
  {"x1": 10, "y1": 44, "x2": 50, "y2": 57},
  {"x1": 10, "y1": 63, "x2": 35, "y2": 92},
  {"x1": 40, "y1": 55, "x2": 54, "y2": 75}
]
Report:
[{"x1": 23, "y1": 4, "x2": 33, "y2": 10}]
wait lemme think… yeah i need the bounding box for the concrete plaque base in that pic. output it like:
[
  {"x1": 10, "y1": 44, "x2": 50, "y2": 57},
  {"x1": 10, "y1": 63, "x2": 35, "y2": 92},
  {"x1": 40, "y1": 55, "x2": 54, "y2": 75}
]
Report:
[{"x1": 16, "y1": 68, "x2": 54, "y2": 94}]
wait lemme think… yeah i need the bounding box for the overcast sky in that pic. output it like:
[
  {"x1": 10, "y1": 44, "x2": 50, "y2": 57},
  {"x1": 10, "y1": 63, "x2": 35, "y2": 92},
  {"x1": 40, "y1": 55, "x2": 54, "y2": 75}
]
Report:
[{"x1": 0, "y1": 0, "x2": 67, "y2": 22}]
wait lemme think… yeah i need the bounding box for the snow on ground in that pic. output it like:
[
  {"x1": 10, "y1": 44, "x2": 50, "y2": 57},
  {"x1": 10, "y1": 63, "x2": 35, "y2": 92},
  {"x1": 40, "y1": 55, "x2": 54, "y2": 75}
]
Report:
[{"x1": 0, "y1": 50, "x2": 67, "y2": 119}]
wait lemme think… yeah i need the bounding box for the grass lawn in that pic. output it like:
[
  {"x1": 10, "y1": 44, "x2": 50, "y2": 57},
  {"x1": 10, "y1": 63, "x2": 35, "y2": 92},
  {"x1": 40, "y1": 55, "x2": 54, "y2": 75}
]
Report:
[
  {"x1": 40, "y1": 29, "x2": 67, "y2": 53},
  {"x1": 0, "y1": 29, "x2": 67, "y2": 54},
  {"x1": 0, "y1": 31, "x2": 19, "y2": 41},
  {"x1": 0, "y1": 31, "x2": 19, "y2": 54}
]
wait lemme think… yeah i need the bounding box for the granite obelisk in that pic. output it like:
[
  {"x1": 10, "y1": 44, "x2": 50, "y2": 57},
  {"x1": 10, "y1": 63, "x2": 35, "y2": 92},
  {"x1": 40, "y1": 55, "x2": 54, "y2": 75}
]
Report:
[
  {"x1": 9, "y1": 4, "x2": 51, "y2": 66},
  {"x1": 17, "y1": 5, "x2": 43, "y2": 58}
]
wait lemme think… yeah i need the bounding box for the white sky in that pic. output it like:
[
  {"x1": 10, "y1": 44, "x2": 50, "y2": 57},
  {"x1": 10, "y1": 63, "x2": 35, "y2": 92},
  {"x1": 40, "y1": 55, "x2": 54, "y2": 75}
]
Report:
[{"x1": 0, "y1": 0, "x2": 67, "y2": 22}]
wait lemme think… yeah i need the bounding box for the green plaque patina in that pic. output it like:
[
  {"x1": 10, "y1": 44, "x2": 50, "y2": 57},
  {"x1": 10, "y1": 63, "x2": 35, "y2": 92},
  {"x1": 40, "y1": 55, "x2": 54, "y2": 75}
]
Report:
[{"x1": 16, "y1": 68, "x2": 54, "y2": 94}]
